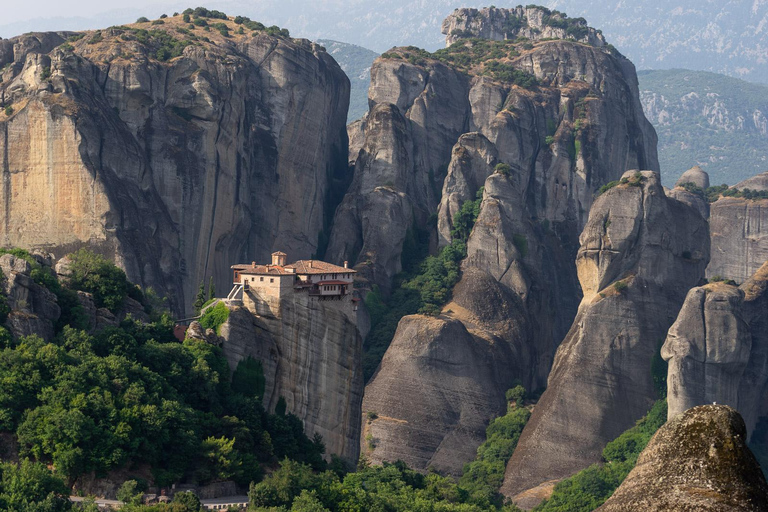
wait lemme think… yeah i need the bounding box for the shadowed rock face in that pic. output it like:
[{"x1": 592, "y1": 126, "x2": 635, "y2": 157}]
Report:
[
  {"x1": 707, "y1": 196, "x2": 768, "y2": 285},
  {"x1": 219, "y1": 296, "x2": 363, "y2": 463},
  {"x1": 663, "y1": 261, "x2": 768, "y2": 438},
  {"x1": 0, "y1": 24, "x2": 350, "y2": 315},
  {"x1": 597, "y1": 405, "x2": 768, "y2": 512},
  {"x1": 501, "y1": 171, "x2": 710, "y2": 504},
  {"x1": 352, "y1": 11, "x2": 657, "y2": 477}
]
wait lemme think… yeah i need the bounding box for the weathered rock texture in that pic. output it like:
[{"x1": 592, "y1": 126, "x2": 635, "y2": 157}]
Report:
[
  {"x1": 355, "y1": 10, "x2": 657, "y2": 476},
  {"x1": 597, "y1": 405, "x2": 768, "y2": 512},
  {"x1": 708, "y1": 196, "x2": 768, "y2": 284},
  {"x1": 327, "y1": 13, "x2": 656, "y2": 295},
  {"x1": 501, "y1": 171, "x2": 710, "y2": 503},
  {"x1": 663, "y1": 262, "x2": 768, "y2": 439},
  {"x1": 0, "y1": 253, "x2": 59, "y2": 340},
  {"x1": 441, "y1": 6, "x2": 606, "y2": 47},
  {"x1": 219, "y1": 294, "x2": 363, "y2": 462},
  {"x1": 0, "y1": 20, "x2": 350, "y2": 315},
  {"x1": 676, "y1": 165, "x2": 710, "y2": 189}
]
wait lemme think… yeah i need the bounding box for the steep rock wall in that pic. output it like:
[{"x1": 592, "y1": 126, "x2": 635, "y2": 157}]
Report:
[
  {"x1": 352, "y1": 10, "x2": 658, "y2": 477},
  {"x1": 501, "y1": 171, "x2": 710, "y2": 503},
  {"x1": 220, "y1": 294, "x2": 363, "y2": 462},
  {"x1": 0, "y1": 23, "x2": 350, "y2": 315},
  {"x1": 663, "y1": 262, "x2": 768, "y2": 438}
]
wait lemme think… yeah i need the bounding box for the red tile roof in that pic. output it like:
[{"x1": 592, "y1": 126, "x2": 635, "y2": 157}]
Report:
[
  {"x1": 232, "y1": 259, "x2": 356, "y2": 276},
  {"x1": 286, "y1": 260, "x2": 355, "y2": 275}
]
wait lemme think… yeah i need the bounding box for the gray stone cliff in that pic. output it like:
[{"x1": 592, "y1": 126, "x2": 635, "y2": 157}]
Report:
[
  {"x1": 663, "y1": 261, "x2": 768, "y2": 439},
  {"x1": 0, "y1": 20, "x2": 350, "y2": 316},
  {"x1": 441, "y1": 6, "x2": 607, "y2": 48},
  {"x1": 501, "y1": 171, "x2": 710, "y2": 504},
  {"x1": 351, "y1": 10, "x2": 658, "y2": 477},
  {"x1": 219, "y1": 294, "x2": 364, "y2": 463}
]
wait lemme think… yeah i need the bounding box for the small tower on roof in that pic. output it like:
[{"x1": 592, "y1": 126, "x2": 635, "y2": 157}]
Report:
[{"x1": 271, "y1": 251, "x2": 287, "y2": 266}]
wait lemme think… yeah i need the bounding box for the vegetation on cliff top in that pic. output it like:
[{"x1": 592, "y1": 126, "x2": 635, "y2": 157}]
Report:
[
  {"x1": 59, "y1": 8, "x2": 291, "y2": 63},
  {"x1": 381, "y1": 40, "x2": 538, "y2": 88},
  {"x1": 678, "y1": 181, "x2": 768, "y2": 202}
]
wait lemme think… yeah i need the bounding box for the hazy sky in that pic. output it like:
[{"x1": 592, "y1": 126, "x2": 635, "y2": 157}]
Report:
[{"x1": 3, "y1": 0, "x2": 172, "y2": 24}]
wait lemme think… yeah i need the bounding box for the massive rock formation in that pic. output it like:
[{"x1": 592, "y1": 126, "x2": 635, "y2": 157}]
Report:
[
  {"x1": 597, "y1": 405, "x2": 768, "y2": 512},
  {"x1": 0, "y1": 18, "x2": 350, "y2": 315},
  {"x1": 441, "y1": 6, "x2": 607, "y2": 47},
  {"x1": 663, "y1": 261, "x2": 768, "y2": 438},
  {"x1": 357, "y1": 8, "x2": 658, "y2": 476},
  {"x1": 501, "y1": 171, "x2": 710, "y2": 503},
  {"x1": 707, "y1": 172, "x2": 768, "y2": 284},
  {"x1": 219, "y1": 295, "x2": 363, "y2": 462},
  {"x1": 327, "y1": 6, "x2": 657, "y2": 295}
]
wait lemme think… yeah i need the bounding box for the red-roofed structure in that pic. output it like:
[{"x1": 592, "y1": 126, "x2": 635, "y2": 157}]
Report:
[{"x1": 227, "y1": 252, "x2": 358, "y2": 321}]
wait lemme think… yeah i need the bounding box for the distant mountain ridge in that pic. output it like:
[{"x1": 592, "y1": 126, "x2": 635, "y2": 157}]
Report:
[
  {"x1": 316, "y1": 40, "x2": 378, "y2": 122},
  {"x1": 639, "y1": 69, "x2": 768, "y2": 186},
  {"x1": 2, "y1": 1, "x2": 768, "y2": 84}
]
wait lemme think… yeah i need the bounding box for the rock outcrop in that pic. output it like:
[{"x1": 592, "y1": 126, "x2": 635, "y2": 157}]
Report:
[
  {"x1": 327, "y1": 13, "x2": 656, "y2": 295},
  {"x1": 354, "y1": 9, "x2": 658, "y2": 476},
  {"x1": 707, "y1": 195, "x2": 768, "y2": 284},
  {"x1": 597, "y1": 405, "x2": 768, "y2": 511},
  {"x1": 676, "y1": 165, "x2": 710, "y2": 189},
  {"x1": 663, "y1": 261, "x2": 768, "y2": 438},
  {"x1": 501, "y1": 171, "x2": 710, "y2": 503},
  {"x1": 219, "y1": 294, "x2": 363, "y2": 462},
  {"x1": 361, "y1": 268, "x2": 531, "y2": 474},
  {"x1": 735, "y1": 171, "x2": 768, "y2": 192},
  {"x1": 0, "y1": 254, "x2": 60, "y2": 340},
  {"x1": 441, "y1": 6, "x2": 606, "y2": 47},
  {"x1": 0, "y1": 18, "x2": 350, "y2": 315}
]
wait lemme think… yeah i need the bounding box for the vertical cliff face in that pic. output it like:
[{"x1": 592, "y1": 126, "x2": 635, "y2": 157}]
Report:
[
  {"x1": 352, "y1": 9, "x2": 658, "y2": 477},
  {"x1": 708, "y1": 196, "x2": 768, "y2": 285},
  {"x1": 597, "y1": 405, "x2": 768, "y2": 512},
  {"x1": 501, "y1": 171, "x2": 710, "y2": 503},
  {"x1": 219, "y1": 294, "x2": 363, "y2": 462},
  {"x1": 328, "y1": 15, "x2": 656, "y2": 295},
  {"x1": 663, "y1": 261, "x2": 768, "y2": 438},
  {"x1": 0, "y1": 20, "x2": 350, "y2": 315}
]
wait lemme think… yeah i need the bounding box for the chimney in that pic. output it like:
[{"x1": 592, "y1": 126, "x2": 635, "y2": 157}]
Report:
[
  {"x1": 309, "y1": 260, "x2": 313, "y2": 268},
  {"x1": 344, "y1": 261, "x2": 348, "y2": 269},
  {"x1": 251, "y1": 261, "x2": 256, "y2": 267}
]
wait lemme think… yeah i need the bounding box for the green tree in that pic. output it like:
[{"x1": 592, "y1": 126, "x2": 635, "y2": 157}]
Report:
[
  {"x1": 193, "y1": 281, "x2": 206, "y2": 313},
  {"x1": 66, "y1": 248, "x2": 129, "y2": 312},
  {"x1": 116, "y1": 480, "x2": 143, "y2": 505},
  {"x1": 208, "y1": 276, "x2": 215, "y2": 301},
  {"x1": 0, "y1": 459, "x2": 71, "y2": 511},
  {"x1": 172, "y1": 491, "x2": 201, "y2": 511}
]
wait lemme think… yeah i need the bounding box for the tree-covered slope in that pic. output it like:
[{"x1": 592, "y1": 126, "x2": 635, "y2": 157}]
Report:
[{"x1": 639, "y1": 69, "x2": 768, "y2": 186}]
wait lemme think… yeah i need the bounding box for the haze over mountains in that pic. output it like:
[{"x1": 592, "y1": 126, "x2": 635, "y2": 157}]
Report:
[{"x1": 3, "y1": 0, "x2": 768, "y2": 84}]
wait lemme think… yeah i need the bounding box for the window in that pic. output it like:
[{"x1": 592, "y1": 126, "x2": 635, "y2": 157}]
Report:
[
  {"x1": 270, "y1": 278, "x2": 274, "y2": 283},
  {"x1": 260, "y1": 277, "x2": 263, "y2": 282},
  {"x1": 251, "y1": 277, "x2": 254, "y2": 282}
]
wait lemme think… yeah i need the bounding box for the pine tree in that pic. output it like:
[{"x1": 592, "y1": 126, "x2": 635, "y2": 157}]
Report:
[
  {"x1": 208, "y1": 276, "x2": 215, "y2": 301},
  {"x1": 193, "y1": 280, "x2": 206, "y2": 313}
]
